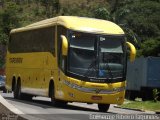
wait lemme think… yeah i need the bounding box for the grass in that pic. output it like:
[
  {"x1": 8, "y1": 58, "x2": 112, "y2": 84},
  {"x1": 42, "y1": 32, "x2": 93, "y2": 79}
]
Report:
[{"x1": 119, "y1": 99, "x2": 160, "y2": 112}]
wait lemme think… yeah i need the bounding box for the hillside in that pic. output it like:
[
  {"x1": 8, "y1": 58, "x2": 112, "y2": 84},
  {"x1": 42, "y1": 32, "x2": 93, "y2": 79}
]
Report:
[{"x1": 0, "y1": 0, "x2": 160, "y2": 68}]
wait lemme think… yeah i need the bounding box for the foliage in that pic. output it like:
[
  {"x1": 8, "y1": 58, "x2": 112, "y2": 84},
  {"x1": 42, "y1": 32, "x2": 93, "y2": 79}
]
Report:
[
  {"x1": 120, "y1": 99, "x2": 160, "y2": 112},
  {"x1": 109, "y1": 0, "x2": 160, "y2": 56},
  {"x1": 0, "y1": 0, "x2": 159, "y2": 59},
  {"x1": 0, "y1": 1, "x2": 21, "y2": 66},
  {"x1": 138, "y1": 38, "x2": 160, "y2": 57},
  {"x1": 0, "y1": 33, "x2": 8, "y2": 45},
  {"x1": 94, "y1": 7, "x2": 111, "y2": 20},
  {"x1": 124, "y1": 1, "x2": 160, "y2": 40},
  {"x1": 153, "y1": 89, "x2": 160, "y2": 102},
  {"x1": 0, "y1": 2, "x2": 20, "y2": 35},
  {"x1": 60, "y1": 0, "x2": 109, "y2": 17},
  {"x1": 39, "y1": 0, "x2": 60, "y2": 17}
]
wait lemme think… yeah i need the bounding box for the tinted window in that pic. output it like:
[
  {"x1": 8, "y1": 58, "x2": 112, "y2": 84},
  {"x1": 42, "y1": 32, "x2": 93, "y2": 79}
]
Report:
[
  {"x1": 99, "y1": 36, "x2": 123, "y2": 53},
  {"x1": 9, "y1": 27, "x2": 55, "y2": 55},
  {"x1": 70, "y1": 32, "x2": 95, "y2": 50}
]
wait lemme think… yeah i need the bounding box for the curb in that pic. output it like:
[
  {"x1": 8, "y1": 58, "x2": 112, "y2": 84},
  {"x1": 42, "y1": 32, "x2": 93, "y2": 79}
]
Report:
[
  {"x1": 0, "y1": 95, "x2": 24, "y2": 114},
  {"x1": 0, "y1": 94, "x2": 44, "y2": 120},
  {"x1": 114, "y1": 105, "x2": 156, "y2": 114}
]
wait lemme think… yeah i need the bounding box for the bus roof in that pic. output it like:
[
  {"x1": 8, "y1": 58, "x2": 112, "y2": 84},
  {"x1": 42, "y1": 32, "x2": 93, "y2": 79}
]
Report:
[{"x1": 10, "y1": 16, "x2": 124, "y2": 35}]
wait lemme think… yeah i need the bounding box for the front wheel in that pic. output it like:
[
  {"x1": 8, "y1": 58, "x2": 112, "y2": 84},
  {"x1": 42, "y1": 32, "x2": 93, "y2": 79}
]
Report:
[
  {"x1": 50, "y1": 84, "x2": 67, "y2": 107},
  {"x1": 98, "y1": 104, "x2": 110, "y2": 112}
]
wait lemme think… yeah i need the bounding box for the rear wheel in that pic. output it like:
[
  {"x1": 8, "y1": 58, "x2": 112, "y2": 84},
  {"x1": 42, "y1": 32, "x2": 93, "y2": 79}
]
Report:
[
  {"x1": 15, "y1": 79, "x2": 22, "y2": 99},
  {"x1": 13, "y1": 80, "x2": 18, "y2": 99},
  {"x1": 98, "y1": 104, "x2": 110, "y2": 112},
  {"x1": 14, "y1": 79, "x2": 32, "y2": 101}
]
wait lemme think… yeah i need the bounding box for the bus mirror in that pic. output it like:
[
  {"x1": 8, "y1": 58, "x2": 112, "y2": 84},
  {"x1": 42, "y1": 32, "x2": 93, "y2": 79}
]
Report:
[
  {"x1": 126, "y1": 42, "x2": 136, "y2": 62},
  {"x1": 61, "y1": 35, "x2": 68, "y2": 56}
]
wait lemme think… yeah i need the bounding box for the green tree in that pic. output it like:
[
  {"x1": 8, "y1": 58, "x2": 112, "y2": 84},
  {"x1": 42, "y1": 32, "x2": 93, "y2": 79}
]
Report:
[
  {"x1": 0, "y1": 2, "x2": 20, "y2": 35},
  {"x1": 112, "y1": 0, "x2": 160, "y2": 40},
  {"x1": 94, "y1": 7, "x2": 111, "y2": 20},
  {"x1": 40, "y1": 0, "x2": 60, "y2": 17},
  {"x1": 0, "y1": 32, "x2": 8, "y2": 45},
  {"x1": 139, "y1": 38, "x2": 160, "y2": 57},
  {"x1": 52, "y1": 0, "x2": 60, "y2": 14},
  {"x1": 108, "y1": 0, "x2": 160, "y2": 56}
]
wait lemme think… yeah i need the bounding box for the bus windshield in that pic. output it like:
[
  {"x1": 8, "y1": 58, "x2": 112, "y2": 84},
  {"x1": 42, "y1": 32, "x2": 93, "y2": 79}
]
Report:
[{"x1": 68, "y1": 31, "x2": 126, "y2": 83}]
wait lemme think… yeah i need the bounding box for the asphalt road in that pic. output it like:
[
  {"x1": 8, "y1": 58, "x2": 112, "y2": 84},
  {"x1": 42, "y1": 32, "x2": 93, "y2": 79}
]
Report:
[{"x1": 0, "y1": 92, "x2": 156, "y2": 120}]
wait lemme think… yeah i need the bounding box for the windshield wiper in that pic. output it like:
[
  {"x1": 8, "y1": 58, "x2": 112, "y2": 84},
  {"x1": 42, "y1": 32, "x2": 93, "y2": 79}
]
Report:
[
  {"x1": 105, "y1": 61, "x2": 113, "y2": 82},
  {"x1": 100, "y1": 52, "x2": 113, "y2": 82},
  {"x1": 84, "y1": 58, "x2": 97, "y2": 78}
]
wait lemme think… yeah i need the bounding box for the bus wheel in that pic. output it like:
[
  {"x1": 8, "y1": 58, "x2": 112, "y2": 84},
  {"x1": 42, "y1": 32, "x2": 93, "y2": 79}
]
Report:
[
  {"x1": 98, "y1": 104, "x2": 110, "y2": 112},
  {"x1": 50, "y1": 83, "x2": 56, "y2": 105},
  {"x1": 12, "y1": 78, "x2": 17, "y2": 99},
  {"x1": 50, "y1": 84, "x2": 67, "y2": 107},
  {"x1": 13, "y1": 81, "x2": 18, "y2": 99},
  {"x1": 16, "y1": 79, "x2": 22, "y2": 99}
]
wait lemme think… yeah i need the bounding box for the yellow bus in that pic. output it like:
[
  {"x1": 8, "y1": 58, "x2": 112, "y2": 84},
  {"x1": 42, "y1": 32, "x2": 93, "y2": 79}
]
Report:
[{"x1": 5, "y1": 16, "x2": 136, "y2": 112}]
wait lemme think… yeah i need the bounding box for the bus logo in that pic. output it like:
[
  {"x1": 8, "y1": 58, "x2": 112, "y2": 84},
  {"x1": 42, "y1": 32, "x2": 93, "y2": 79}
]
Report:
[
  {"x1": 95, "y1": 89, "x2": 101, "y2": 94},
  {"x1": 9, "y1": 58, "x2": 23, "y2": 63}
]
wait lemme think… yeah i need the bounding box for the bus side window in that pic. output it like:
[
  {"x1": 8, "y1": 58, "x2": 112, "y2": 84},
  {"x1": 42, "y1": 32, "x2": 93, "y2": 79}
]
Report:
[
  {"x1": 9, "y1": 27, "x2": 55, "y2": 55},
  {"x1": 57, "y1": 26, "x2": 67, "y2": 72}
]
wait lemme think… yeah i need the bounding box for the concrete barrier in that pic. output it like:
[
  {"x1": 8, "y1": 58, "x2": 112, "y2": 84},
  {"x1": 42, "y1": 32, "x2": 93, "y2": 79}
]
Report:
[{"x1": 0, "y1": 94, "x2": 44, "y2": 120}]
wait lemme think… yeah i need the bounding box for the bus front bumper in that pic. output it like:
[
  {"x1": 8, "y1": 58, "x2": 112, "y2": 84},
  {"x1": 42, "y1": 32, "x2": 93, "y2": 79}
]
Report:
[{"x1": 56, "y1": 80, "x2": 126, "y2": 105}]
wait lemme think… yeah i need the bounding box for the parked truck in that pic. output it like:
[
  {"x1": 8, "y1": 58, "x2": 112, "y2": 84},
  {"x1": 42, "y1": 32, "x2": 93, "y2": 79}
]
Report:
[{"x1": 126, "y1": 57, "x2": 160, "y2": 101}]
